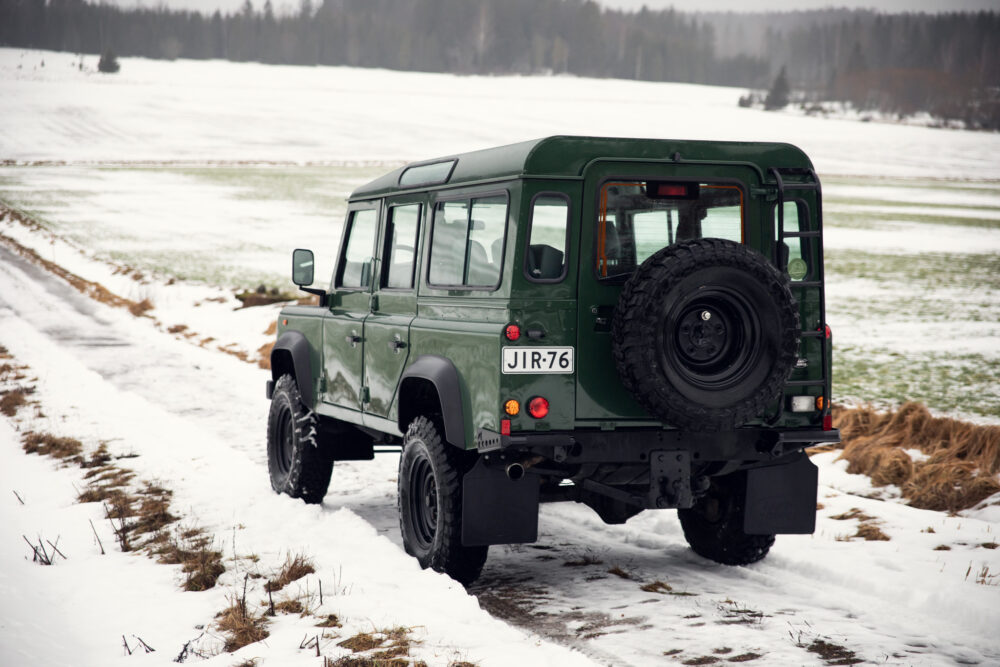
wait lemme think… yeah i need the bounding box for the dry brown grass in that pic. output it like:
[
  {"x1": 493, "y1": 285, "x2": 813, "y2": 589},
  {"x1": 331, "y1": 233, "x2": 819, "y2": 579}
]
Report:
[
  {"x1": 0, "y1": 223, "x2": 153, "y2": 317},
  {"x1": 316, "y1": 614, "x2": 342, "y2": 628},
  {"x1": 1, "y1": 387, "x2": 32, "y2": 417},
  {"x1": 154, "y1": 529, "x2": 225, "y2": 591},
  {"x1": 640, "y1": 580, "x2": 673, "y2": 594},
  {"x1": 167, "y1": 324, "x2": 189, "y2": 334},
  {"x1": 22, "y1": 431, "x2": 83, "y2": 460},
  {"x1": 830, "y1": 508, "x2": 875, "y2": 522},
  {"x1": 335, "y1": 626, "x2": 415, "y2": 665},
  {"x1": 832, "y1": 402, "x2": 1000, "y2": 512},
  {"x1": 854, "y1": 523, "x2": 891, "y2": 542},
  {"x1": 607, "y1": 565, "x2": 634, "y2": 580},
  {"x1": 265, "y1": 553, "x2": 316, "y2": 592},
  {"x1": 274, "y1": 599, "x2": 305, "y2": 615},
  {"x1": 217, "y1": 594, "x2": 269, "y2": 652},
  {"x1": 257, "y1": 342, "x2": 274, "y2": 370}
]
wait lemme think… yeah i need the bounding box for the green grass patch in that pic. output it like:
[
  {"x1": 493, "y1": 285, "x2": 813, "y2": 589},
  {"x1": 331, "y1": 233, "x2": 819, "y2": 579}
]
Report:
[
  {"x1": 826, "y1": 249, "x2": 1000, "y2": 291},
  {"x1": 835, "y1": 347, "x2": 1000, "y2": 418}
]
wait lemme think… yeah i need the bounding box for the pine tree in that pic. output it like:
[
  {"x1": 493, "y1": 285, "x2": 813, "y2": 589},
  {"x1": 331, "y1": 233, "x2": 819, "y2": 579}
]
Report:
[
  {"x1": 97, "y1": 48, "x2": 120, "y2": 73},
  {"x1": 764, "y1": 65, "x2": 789, "y2": 110}
]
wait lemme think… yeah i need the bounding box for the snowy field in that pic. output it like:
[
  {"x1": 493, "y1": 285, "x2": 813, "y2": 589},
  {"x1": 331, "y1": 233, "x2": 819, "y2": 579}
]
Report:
[{"x1": 2, "y1": 48, "x2": 999, "y2": 666}]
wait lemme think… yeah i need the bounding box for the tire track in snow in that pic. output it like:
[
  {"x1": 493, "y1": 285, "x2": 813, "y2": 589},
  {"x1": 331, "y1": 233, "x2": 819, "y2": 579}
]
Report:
[{"x1": 2, "y1": 239, "x2": 998, "y2": 666}]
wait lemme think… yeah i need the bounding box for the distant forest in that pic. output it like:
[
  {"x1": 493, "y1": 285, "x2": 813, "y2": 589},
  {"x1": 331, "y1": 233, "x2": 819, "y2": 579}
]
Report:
[{"x1": 2, "y1": 0, "x2": 998, "y2": 129}]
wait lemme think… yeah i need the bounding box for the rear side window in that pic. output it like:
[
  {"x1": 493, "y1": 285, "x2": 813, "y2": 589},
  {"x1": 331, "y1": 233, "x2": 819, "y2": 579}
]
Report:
[
  {"x1": 428, "y1": 194, "x2": 508, "y2": 288},
  {"x1": 338, "y1": 208, "x2": 378, "y2": 288},
  {"x1": 383, "y1": 204, "x2": 421, "y2": 289},
  {"x1": 525, "y1": 194, "x2": 569, "y2": 282},
  {"x1": 597, "y1": 181, "x2": 743, "y2": 279}
]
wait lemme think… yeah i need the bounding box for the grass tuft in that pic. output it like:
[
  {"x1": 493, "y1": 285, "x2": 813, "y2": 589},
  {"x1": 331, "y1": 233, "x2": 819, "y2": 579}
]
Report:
[
  {"x1": 216, "y1": 594, "x2": 269, "y2": 652},
  {"x1": 22, "y1": 431, "x2": 83, "y2": 460},
  {"x1": 1, "y1": 386, "x2": 31, "y2": 416},
  {"x1": 832, "y1": 403, "x2": 1000, "y2": 512},
  {"x1": 640, "y1": 580, "x2": 673, "y2": 594},
  {"x1": 265, "y1": 552, "x2": 315, "y2": 592}
]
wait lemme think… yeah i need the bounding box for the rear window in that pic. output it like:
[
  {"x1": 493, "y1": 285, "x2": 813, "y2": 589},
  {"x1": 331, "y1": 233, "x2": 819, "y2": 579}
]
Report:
[{"x1": 597, "y1": 181, "x2": 743, "y2": 279}]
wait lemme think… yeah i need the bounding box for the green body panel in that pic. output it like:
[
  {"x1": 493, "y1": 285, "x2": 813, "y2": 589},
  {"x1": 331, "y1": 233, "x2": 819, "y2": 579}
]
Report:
[{"x1": 275, "y1": 135, "x2": 829, "y2": 447}]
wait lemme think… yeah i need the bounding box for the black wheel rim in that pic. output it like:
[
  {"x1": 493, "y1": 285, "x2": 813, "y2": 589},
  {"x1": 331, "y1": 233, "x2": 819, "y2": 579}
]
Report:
[
  {"x1": 408, "y1": 450, "x2": 437, "y2": 550},
  {"x1": 661, "y1": 286, "x2": 761, "y2": 391},
  {"x1": 274, "y1": 404, "x2": 294, "y2": 476}
]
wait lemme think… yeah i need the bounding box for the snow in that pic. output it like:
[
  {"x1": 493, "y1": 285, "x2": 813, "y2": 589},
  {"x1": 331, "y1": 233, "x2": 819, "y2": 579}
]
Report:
[
  {"x1": 2, "y1": 46, "x2": 1000, "y2": 666},
  {"x1": 4, "y1": 48, "x2": 1000, "y2": 181}
]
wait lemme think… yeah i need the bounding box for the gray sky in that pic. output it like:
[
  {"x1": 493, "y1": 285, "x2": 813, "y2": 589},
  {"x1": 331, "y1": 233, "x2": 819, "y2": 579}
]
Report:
[{"x1": 118, "y1": 0, "x2": 1000, "y2": 14}]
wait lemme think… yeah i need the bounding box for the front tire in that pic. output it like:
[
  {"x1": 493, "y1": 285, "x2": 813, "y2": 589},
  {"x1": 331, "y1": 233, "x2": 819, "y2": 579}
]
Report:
[
  {"x1": 678, "y1": 471, "x2": 774, "y2": 565},
  {"x1": 398, "y1": 416, "x2": 487, "y2": 584},
  {"x1": 267, "y1": 374, "x2": 333, "y2": 504}
]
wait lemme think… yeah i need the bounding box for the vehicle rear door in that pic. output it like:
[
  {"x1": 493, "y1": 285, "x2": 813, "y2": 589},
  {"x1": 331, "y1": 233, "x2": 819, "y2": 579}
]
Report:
[{"x1": 575, "y1": 160, "x2": 761, "y2": 422}]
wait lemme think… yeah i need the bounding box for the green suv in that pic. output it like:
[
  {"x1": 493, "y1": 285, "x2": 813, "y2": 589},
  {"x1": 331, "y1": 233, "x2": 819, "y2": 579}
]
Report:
[{"x1": 266, "y1": 136, "x2": 839, "y2": 583}]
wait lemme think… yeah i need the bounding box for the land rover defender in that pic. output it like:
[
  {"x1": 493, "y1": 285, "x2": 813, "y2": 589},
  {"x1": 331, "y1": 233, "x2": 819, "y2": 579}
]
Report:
[{"x1": 266, "y1": 136, "x2": 839, "y2": 583}]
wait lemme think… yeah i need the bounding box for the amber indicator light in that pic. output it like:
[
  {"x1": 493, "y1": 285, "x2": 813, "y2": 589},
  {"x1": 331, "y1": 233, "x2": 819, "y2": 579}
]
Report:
[{"x1": 504, "y1": 399, "x2": 520, "y2": 416}]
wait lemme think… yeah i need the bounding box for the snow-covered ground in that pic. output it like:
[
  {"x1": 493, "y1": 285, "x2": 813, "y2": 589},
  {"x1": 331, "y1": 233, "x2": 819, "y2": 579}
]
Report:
[{"x1": 2, "y1": 48, "x2": 999, "y2": 666}]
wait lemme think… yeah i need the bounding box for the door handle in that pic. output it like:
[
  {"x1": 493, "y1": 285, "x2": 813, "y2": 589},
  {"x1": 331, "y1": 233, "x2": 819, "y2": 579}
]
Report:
[
  {"x1": 345, "y1": 334, "x2": 362, "y2": 346},
  {"x1": 388, "y1": 340, "x2": 407, "y2": 351}
]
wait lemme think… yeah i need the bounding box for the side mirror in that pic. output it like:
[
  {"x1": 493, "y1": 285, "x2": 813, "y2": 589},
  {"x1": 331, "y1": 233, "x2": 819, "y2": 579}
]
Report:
[{"x1": 292, "y1": 248, "x2": 315, "y2": 287}]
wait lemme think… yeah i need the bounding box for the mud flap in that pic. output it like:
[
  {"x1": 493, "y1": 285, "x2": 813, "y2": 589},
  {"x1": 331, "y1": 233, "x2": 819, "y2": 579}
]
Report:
[
  {"x1": 461, "y1": 458, "x2": 539, "y2": 546},
  {"x1": 743, "y1": 452, "x2": 818, "y2": 535}
]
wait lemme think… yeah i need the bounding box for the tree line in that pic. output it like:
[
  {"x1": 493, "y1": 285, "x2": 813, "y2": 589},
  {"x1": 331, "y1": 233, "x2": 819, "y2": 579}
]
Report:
[{"x1": 1, "y1": 0, "x2": 997, "y2": 129}]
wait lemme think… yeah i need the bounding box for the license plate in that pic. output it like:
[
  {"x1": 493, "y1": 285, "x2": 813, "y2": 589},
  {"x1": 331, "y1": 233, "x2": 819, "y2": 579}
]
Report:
[{"x1": 502, "y1": 347, "x2": 574, "y2": 374}]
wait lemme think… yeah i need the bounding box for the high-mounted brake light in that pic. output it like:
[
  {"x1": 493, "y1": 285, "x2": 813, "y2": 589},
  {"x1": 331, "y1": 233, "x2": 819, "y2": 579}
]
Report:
[
  {"x1": 657, "y1": 184, "x2": 688, "y2": 197},
  {"x1": 505, "y1": 324, "x2": 521, "y2": 341},
  {"x1": 528, "y1": 396, "x2": 549, "y2": 419}
]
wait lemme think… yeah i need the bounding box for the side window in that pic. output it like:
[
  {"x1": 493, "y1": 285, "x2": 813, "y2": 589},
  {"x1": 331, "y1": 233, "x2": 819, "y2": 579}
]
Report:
[
  {"x1": 428, "y1": 194, "x2": 508, "y2": 288},
  {"x1": 526, "y1": 194, "x2": 569, "y2": 282},
  {"x1": 428, "y1": 201, "x2": 468, "y2": 286},
  {"x1": 775, "y1": 200, "x2": 809, "y2": 281},
  {"x1": 337, "y1": 208, "x2": 377, "y2": 288},
  {"x1": 383, "y1": 204, "x2": 420, "y2": 289},
  {"x1": 466, "y1": 196, "x2": 506, "y2": 286}
]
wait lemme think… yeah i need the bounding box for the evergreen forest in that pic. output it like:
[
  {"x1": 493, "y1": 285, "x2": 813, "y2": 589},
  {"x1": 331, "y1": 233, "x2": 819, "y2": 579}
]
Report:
[{"x1": 1, "y1": 0, "x2": 997, "y2": 129}]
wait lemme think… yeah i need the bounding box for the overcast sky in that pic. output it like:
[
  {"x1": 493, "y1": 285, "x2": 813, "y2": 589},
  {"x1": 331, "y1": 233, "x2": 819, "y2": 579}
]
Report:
[{"x1": 118, "y1": 0, "x2": 1000, "y2": 15}]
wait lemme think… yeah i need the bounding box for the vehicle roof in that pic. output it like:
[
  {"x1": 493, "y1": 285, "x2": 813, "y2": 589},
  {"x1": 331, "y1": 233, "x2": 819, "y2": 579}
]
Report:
[{"x1": 350, "y1": 135, "x2": 813, "y2": 200}]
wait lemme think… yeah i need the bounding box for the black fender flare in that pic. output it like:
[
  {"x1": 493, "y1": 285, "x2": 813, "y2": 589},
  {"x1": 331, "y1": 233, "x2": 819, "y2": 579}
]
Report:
[
  {"x1": 270, "y1": 330, "x2": 316, "y2": 408},
  {"x1": 398, "y1": 355, "x2": 467, "y2": 448}
]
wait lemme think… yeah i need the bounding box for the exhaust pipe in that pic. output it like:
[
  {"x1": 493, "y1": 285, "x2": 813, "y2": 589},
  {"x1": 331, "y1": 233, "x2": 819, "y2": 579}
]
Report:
[{"x1": 504, "y1": 456, "x2": 543, "y2": 481}]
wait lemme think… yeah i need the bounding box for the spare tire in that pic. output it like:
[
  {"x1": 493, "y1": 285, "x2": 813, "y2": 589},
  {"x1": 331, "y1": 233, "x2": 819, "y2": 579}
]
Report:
[{"x1": 612, "y1": 238, "x2": 799, "y2": 431}]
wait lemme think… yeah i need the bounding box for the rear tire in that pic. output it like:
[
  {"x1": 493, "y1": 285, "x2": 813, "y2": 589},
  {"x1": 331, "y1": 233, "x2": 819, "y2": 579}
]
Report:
[
  {"x1": 267, "y1": 374, "x2": 333, "y2": 504},
  {"x1": 398, "y1": 416, "x2": 488, "y2": 585},
  {"x1": 678, "y1": 471, "x2": 774, "y2": 565}
]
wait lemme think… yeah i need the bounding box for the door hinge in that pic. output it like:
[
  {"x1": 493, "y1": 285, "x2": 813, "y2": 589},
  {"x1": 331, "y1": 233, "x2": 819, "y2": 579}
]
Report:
[
  {"x1": 751, "y1": 185, "x2": 778, "y2": 201},
  {"x1": 360, "y1": 386, "x2": 370, "y2": 404},
  {"x1": 318, "y1": 375, "x2": 327, "y2": 394},
  {"x1": 369, "y1": 294, "x2": 379, "y2": 311}
]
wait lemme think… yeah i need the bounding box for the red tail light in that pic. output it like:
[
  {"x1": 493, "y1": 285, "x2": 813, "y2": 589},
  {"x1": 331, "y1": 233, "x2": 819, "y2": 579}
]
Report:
[
  {"x1": 501, "y1": 419, "x2": 511, "y2": 436},
  {"x1": 823, "y1": 324, "x2": 831, "y2": 339},
  {"x1": 528, "y1": 396, "x2": 549, "y2": 419},
  {"x1": 505, "y1": 324, "x2": 521, "y2": 341},
  {"x1": 823, "y1": 414, "x2": 833, "y2": 431}
]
